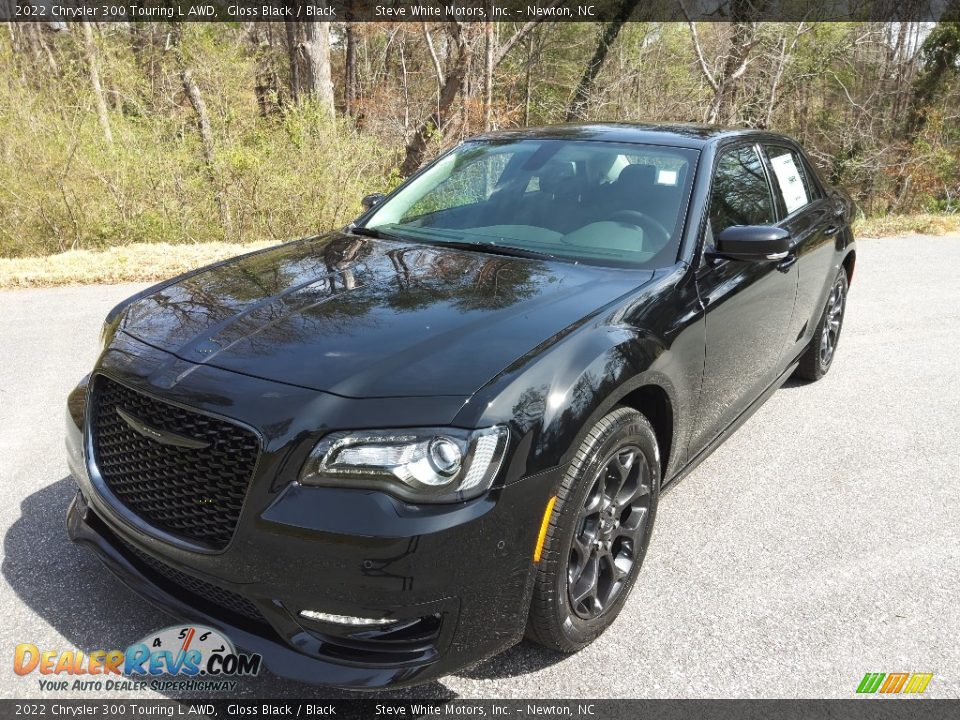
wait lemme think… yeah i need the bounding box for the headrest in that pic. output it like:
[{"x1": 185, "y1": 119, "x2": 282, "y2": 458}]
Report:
[
  {"x1": 615, "y1": 164, "x2": 657, "y2": 189},
  {"x1": 539, "y1": 161, "x2": 576, "y2": 194}
]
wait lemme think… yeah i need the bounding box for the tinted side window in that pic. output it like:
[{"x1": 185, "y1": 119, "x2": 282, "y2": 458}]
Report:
[
  {"x1": 763, "y1": 145, "x2": 820, "y2": 215},
  {"x1": 709, "y1": 146, "x2": 776, "y2": 236}
]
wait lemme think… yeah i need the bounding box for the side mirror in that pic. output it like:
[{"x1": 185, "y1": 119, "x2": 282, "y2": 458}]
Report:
[
  {"x1": 361, "y1": 193, "x2": 386, "y2": 211},
  {"x1": 713, "y1": 225, "x2": 791, "y2": 261}
]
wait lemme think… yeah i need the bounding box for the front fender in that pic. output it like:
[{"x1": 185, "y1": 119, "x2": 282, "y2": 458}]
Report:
[
  {"x1": 454, "y1": 266, "x2": 705, "y2": 488},
  {"x1": 454, "y1": 319, "x2": 694, "y2": 484}
]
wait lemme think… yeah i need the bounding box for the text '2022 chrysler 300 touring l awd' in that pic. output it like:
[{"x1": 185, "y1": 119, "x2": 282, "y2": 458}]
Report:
[{"x1": 65, "y1": 123, "x2": 855, "y2": 689}]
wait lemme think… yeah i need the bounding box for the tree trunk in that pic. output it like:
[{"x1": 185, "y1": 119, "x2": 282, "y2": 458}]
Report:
[
  {"x1": 344, "y1": 2, "x2": 358, "y2": 116},
  {"x1": 707, "y1": 20, "x2": 757, "y2": 124},
  {"x1": 459, "y1": 24, "x2": 473, "y2": 138},
  {"x1": 762, "y1": 36, "x2": 788, "y2": 129},
  {"x1": 181, "y1": 69, "x2": 232, "y2": 241},
  {"x1": 21, "y1": 23, "x2": 60, "y2": 73},
  {"x1": 483, "y1": 12, "x2": 494, "y2": 130},
  {"x1": 565, "y1": 0, "x2": 641, "y2": 121},
  {"x1": 400, "y1": 36, "x2": 410, "y2": 131},
  {"x1": 524, "y1": 33, "x2": 534, "y2": 125},
  {"x1": 400, "y1": 10, "x2": 553, "y2": 176},
  {"x1": 248, "y1": 25, "x2": 273, "y2": 116},
  {"x1": 80, "y1": 21, "x2": 113, "y2": 146},
  {"x1": 399, "y1": 23, "x2": 469, "y2": 177},
  {"x1": 284, "y1": 19, "x2": 301, "y2": 103},
  {"x1": 302, "y1": 19, "x2": 335, "y2": 118},
  {"x1": 129, "y1": 21, "x2": 156, "y2": 88},
  {"x1": 682, "y1": 0, "x2": 758, "y2": 125}
]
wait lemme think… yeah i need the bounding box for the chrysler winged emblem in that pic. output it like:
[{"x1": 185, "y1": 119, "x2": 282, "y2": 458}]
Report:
[{"x1": 116, "y1": 407, "x2": 211, "y2": 450}]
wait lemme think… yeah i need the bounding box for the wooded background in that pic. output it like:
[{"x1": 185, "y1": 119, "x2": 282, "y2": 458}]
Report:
[{"x1": 2, "y1": 15, "x2": 959, "y2": 258}]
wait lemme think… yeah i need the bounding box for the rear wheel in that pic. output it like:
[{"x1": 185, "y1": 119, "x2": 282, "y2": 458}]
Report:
[
  {"x1": 794, "y1": 269, "x2": 848, "y2": 381},
  {"x1": 526, "y1": 407, "x2": 660, "y2": 652}
]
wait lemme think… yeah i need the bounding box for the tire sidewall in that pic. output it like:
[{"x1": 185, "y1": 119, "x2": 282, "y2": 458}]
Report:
[
  {"x1": 818, "y1": 270, "x2": 849, "y2": 375},
  {"x1": 549, "y1": 411, "x2": 661, "y2": 647}
]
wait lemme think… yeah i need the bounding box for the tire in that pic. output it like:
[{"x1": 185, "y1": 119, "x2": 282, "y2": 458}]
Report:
[
  {"x1": 794, "y1": 269, "x2": 849, "y2": 382},
  {"x1": 526, "y1": 406, "x2": 661, "y2": 653}
]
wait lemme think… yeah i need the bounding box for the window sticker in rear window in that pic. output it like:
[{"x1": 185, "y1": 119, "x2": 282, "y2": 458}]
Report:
[{"x1": 769, "y1": 152, "x2": 809, "y2": 214}]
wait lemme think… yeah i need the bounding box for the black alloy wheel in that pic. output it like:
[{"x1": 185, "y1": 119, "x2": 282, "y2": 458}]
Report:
[
  {"x1": 526, "y1": 406, "x2": 660, "y2": 653},
  {"x1": 819, "y1": 276, "x2": 845, "y2": 367},
  {"x1": 567, "y1": 444, "x2": 652, "y2": 619}
]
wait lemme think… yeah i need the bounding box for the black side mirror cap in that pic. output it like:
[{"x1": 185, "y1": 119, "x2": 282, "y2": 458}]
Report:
[
  {"x1": 713, "y1": 225, "x2": 792, "y2": 261},
  {"x1": 361, "y1": 193, "x2": 386, "y2": 211}
]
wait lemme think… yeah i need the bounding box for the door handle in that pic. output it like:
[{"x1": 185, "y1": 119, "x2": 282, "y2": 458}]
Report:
[
  {"x1": 825, "y1": 225, "x2": 841, "y2": 236},
  {"x1": 776, "y1": 254, "x2": 798, "y2": 272}
]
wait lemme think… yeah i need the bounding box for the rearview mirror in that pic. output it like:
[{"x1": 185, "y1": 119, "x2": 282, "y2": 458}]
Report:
[
  {"x1": 714, "y1": 226, "x2": 791, "y2": 261},
  {"x1": 361, "y1": 193, "x2": 386, "y2": 211}
]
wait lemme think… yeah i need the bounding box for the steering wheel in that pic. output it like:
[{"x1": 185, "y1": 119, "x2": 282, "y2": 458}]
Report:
[{"x1": 607, "y1": 210, "x2": 672, "y2": 246}]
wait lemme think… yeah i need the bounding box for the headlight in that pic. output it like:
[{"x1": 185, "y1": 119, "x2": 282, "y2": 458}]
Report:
[{"x1": 299, "y1": 426, "x2": 510, "y2": 503}]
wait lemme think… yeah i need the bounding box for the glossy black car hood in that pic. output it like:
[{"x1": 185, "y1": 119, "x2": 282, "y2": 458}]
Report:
[{"x1": 120, "y1": 233, "x2": 652, "y2": 398}]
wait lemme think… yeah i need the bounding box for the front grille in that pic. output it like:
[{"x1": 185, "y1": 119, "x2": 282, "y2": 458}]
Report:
[
  {"x1": 91, "y1": 376, "x2": 259, "y2": 550},
  {"x1": 118, "y1": 537, "x2": 266, "y2": 624}
]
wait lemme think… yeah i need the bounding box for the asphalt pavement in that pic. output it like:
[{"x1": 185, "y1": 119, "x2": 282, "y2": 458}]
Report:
[{"x1": 1, "y1": 234, "x2": 958, "y2": 700}]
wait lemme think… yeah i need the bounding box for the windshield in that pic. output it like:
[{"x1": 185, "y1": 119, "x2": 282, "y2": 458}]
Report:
[{"x1": 364, "y1": 139, "x2": 699, "y2": 268}]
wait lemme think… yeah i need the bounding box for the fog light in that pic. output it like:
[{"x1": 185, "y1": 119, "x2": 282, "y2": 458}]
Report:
[{"x1": 299, "y1": 610, "x2": 396, "y2": 626}]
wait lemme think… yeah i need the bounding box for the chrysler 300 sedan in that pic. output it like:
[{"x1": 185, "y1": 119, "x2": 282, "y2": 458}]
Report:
[{"x1": 66, "y1": 123, "x2": 855, "y2": 688}]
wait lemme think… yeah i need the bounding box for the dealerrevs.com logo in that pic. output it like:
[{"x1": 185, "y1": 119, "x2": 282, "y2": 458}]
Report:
[{"x1": 13, "y1": 625, "x2": 261, "y2": 693}]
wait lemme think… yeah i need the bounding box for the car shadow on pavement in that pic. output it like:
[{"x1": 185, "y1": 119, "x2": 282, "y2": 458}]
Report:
[
  {"x1": 4, "y1": 478, "x2": 563, "y2": 698},
  {"x1": 456, "y1": 641, "x2": 567, "y2": 681},
  {"x1": 2, "y1": 477, "x2": 457, "y2": 700}
]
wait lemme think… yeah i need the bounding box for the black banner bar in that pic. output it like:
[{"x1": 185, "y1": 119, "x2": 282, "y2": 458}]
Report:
[
  {"x1": 1, "y1": 0, "x2": 959, "y2": 24},
  {"x1": 1, "y1": 700, "x2": 959, "y2": 720}
]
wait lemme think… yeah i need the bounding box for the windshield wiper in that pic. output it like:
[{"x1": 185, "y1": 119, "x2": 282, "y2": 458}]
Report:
[
  {"x1": 423, "y1": 239, "x2": 562, "y2": 262},
  {"x1": 348, "y1": 225, "x2": 407, "y2": 242},
  {"x1": 352, "y1": 225, "x2": 564, "y2": 262}
]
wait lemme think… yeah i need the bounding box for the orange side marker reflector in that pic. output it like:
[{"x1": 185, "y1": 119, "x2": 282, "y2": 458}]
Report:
[{"x1": 533, "y1": 496, "x2": 557, "y2": 563}]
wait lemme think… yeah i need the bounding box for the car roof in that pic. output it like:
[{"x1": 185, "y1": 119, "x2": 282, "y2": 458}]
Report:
[{"x1": 468, "y1": 122, "x2": 775, "y2": 150}]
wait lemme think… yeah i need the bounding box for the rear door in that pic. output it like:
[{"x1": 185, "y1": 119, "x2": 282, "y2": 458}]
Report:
[
  {"x1": 760, "y1": 144, "x2": 837, "y2": 361},
  {"x1": 688, "y1": 142, "x2": 799, "y2": 456}
]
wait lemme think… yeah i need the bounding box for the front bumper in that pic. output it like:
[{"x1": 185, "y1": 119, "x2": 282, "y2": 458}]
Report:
[
  {"x1": 67, "y1": 491, "x2": 435, "y2": 688},
  {"x1": 65, "y1": 344, "x2": 563, "y2": 689}
]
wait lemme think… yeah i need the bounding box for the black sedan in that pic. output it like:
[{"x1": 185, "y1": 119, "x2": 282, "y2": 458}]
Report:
[{"x1": 65, "y1": 123, "x2": 855, "y2": 688}]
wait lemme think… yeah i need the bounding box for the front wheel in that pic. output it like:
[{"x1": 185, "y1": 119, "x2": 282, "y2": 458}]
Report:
[
  {"x1": 794, "y1": 269, "x2": 849, "y2": 382},
  {"x1": 526, "y1": 407, "x2": 660, "y2": 653}
]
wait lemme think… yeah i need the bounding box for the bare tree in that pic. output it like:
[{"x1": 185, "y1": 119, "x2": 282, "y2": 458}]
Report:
[
  {"x1": 302, "y1": 19, "x2": 335, "y2": 117},
  {"x1": 284, "y1": 19, "x2": 301, "y2": 103},
  {"x1": 566, "y1": 0, "x2": 642, "y2": 121},
  {"x1": 483, "y1": 8, "x2": 495, "y2": 130},
  {"x1": 400, "y1": 7, "x2": 559, "y2": 176},
  {"x1": 344, "y1": 1, "x2": 358, "y2": 116},
  {"x1": 682, "y1": 0, "x2": 760, "y2": 124},
  {"x1": 80, "y1": 21, "x2": 112, "y2": 146},
  {"x1": 181, "y1": 68, "x2": 232, "y2": 241},
  {"x1": 400, "y1": 20, "x2": 471, "y2": 176},
  {"x1": 248, "y1": 24, "x2": 280, "y2": 116}
]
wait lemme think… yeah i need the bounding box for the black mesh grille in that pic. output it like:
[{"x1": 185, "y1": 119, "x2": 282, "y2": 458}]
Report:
[
  {"x1": 91, "y1": 376, "x2": 259, "y2": 550},
  {"x1": 118, "y1": 538, "x2": 266, "y2": 623}
]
